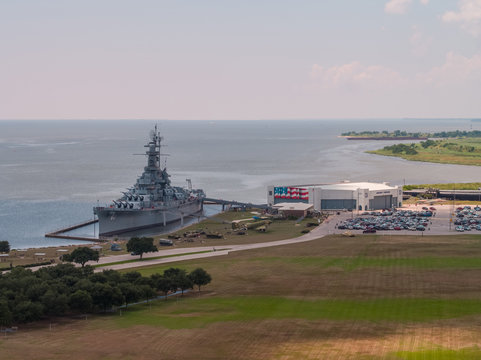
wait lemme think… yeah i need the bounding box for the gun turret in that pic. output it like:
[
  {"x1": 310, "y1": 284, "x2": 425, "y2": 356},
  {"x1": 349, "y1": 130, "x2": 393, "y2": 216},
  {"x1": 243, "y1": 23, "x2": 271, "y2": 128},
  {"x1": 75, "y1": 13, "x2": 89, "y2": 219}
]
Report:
[
  {"x1": 122, "y1": 192, "x2": 133, "y2": 201},
  {"x1": 113, "y1": 200, "x2": 122, "y2": 208}
]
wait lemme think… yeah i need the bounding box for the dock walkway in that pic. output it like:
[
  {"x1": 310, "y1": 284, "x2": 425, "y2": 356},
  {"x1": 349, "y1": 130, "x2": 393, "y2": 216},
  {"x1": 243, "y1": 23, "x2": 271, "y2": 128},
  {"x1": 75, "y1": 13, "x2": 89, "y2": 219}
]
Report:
[
  {"x1": 203, "y1": 197, "x2": 269, "y2": 210},
  {"x1": 45, "y1": 219, "x2": 106, "y2": 242}
]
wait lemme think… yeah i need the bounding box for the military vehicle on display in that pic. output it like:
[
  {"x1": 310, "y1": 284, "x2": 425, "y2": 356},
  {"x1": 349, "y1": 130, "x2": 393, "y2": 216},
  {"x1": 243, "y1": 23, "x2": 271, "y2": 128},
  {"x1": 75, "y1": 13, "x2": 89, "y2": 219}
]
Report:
[{"x1": 94, "y1": 126, "x2": 205, "y2": 236}]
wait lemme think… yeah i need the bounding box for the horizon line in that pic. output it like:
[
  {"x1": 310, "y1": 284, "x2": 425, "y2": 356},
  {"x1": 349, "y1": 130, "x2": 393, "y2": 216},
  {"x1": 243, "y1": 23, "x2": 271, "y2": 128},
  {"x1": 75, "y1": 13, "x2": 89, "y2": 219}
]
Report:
[{"x1": 0, "y1": 117, "x2": 480, "y2": 122}]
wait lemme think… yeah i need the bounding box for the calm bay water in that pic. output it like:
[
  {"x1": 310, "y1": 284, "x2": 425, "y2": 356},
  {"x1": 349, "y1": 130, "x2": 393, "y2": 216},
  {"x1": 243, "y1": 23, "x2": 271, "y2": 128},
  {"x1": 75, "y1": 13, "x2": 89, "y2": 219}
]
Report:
[{"x1": 1, "y1": 119, "x2": 480, "y2": 249}]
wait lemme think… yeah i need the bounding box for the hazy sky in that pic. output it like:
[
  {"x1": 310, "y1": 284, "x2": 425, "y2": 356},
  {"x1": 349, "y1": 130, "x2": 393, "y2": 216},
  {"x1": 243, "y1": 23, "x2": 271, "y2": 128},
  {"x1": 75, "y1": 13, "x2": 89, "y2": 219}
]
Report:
[{"x1": 1, "y1": 0, "x2": 480, "y2": 120}]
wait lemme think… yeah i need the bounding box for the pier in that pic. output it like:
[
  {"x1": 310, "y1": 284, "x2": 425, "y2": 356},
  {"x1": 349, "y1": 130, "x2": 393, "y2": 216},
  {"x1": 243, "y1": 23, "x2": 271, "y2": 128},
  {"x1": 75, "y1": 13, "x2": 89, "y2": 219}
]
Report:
[
  {"x1": 45, "y1": 199, "x2": 269, "y2": 242},
  {"x1": 45, "y1": 219, "x2": 107, "y2": 242},
  {"x1": 203, "y1": 198, "x2": 269, "y2": 210}
]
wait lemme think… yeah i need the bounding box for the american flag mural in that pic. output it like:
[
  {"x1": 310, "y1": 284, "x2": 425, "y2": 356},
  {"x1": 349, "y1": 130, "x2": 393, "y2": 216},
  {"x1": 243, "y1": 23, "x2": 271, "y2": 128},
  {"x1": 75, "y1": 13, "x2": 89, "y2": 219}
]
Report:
[{"x1": 274, "y1": 187, "x2": 309, "y2": 200}]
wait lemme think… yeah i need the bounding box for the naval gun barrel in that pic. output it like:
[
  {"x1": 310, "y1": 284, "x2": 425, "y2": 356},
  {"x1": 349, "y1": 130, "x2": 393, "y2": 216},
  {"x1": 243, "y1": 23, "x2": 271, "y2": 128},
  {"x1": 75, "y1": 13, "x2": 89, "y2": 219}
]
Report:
[{"x1": 122, "y1": 192, "x2": 133, "y2": 201}]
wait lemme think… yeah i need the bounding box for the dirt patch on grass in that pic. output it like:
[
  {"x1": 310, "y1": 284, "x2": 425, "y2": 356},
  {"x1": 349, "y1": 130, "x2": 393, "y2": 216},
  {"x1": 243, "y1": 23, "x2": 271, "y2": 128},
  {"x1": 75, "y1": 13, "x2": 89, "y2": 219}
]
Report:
[
  {"x1": 273, "y1": 319, "x2": 481, "y2": 360},
  {"x1": 3, "y1": 318, "x2": 481, "y2": 360}
]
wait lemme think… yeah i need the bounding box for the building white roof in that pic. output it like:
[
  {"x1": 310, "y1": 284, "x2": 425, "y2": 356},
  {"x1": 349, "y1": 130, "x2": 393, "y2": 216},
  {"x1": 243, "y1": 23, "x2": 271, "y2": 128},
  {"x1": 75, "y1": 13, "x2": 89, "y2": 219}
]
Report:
[
  {"x1": 308, "y1": 182, "x2": 398, "y2": 191},
  {"x1": 273, "y1": 202, "x2": 314, "y2": 211}
]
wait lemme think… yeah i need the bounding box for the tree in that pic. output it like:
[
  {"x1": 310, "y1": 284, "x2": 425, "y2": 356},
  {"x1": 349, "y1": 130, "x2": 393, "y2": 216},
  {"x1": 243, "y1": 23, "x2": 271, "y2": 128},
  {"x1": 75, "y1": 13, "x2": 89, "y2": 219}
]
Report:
[
  {"x1": 126, "y1": 237, "x2": 157, "y2": 260},
  {"x1": 13, "y1": 301, "x2": 44, "y2": 323},
  {"x1": 164, "y1": 268, "x2": 192, "y2": 295},
  {"x1": 0, "y1": 299, "x2": 13, "y2": 327},
  {"x1": 0, "y1": 260, "x2": 166, "y2": 325},
  {"x1": 122, "y1": 271, "x2": 142, "y2": 283},
  {"x1": 91, "y1": 283, "x2": 124, "y2": 311},
  {"x1": 177, "y1": 272, "x2": 193, "y2": 295},
  {"x1": 189, "y1": 268, "x2": 212, "y2": 292},
  {"x1": 40, "y1": 289, "x2": 69, "y2": 315},
  {"x1": 69, "y1": 290, "x2": 93, "y2": 314},
  {"x1": 0, "y1": 240, "x2": 10, "y2": 253},
  {"x1": 151, "y1": 274, "x2": 173, "y2": 299},
  {"x1": 119, "y1": 283, "x2": 142, "y2": 306},
  {"x1": 63, "y1": 247, "x2": 99, "y2": 268},
  {"x1": 138, "y1": 284, "x2": 156, "y2": 301}
]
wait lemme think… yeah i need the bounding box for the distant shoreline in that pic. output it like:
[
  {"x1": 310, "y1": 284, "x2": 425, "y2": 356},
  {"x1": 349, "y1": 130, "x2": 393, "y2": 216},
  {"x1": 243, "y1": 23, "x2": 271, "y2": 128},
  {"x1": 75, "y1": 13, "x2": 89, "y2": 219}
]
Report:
[{"x1": 343, "y1": 136, "x2": 428, "y2": 141}]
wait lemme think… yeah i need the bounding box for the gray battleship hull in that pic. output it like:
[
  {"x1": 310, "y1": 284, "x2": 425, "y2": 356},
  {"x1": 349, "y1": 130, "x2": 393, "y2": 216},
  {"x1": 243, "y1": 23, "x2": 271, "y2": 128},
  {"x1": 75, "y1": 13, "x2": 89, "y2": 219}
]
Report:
[{"x1": 95, "y1": 200, "x2": 203, "y2": 236}]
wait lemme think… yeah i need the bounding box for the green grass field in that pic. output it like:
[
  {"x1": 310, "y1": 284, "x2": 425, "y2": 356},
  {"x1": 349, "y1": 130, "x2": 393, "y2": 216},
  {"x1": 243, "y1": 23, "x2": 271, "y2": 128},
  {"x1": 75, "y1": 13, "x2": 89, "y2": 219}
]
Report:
[
  {"x1": 243, "y1": 255, "x2": 481, "y2": 270},
  {"x1": 146, "y1": 209, "x2": 320, "y2": 249},
  {"x1": 93, "y1": 249, "x2": 217, "y2": 268},
  {"x1": 392, "y1": 347, "x2": 481, "y2": 360},
  {"x1": 368, "y1": 138, "x2": 481, "y2": 166},
  {"x1": 3, "y1": 234, "x2": 481, "y2": 359},
  {"x1": 403, "y1": 182, "x2": 481, "y2": 191},
  {"x1": 113, "y1": 297, "x2": 481, "y2": 329}
]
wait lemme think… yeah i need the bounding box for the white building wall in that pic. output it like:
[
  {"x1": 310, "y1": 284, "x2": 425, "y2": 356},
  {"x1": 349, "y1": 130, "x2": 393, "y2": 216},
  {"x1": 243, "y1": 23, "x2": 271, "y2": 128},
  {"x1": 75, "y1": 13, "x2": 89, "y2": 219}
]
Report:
[
  {"x1": 309, "y1": 188, "x2": 318, "y2": 210},
  {"x1": 267, "y1": 183, "x2": 403, "y2": 210},
  {"x1": 267, "y1": 185, "x2": 275, "y2": 206}
]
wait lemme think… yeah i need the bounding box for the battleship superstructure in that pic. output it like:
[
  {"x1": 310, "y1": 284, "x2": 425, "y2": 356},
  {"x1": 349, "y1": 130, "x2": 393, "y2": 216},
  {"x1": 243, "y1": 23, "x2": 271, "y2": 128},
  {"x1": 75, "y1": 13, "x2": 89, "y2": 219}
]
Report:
[{"x1": 94, "y1": 126, "x2": 205, "y2": 236}]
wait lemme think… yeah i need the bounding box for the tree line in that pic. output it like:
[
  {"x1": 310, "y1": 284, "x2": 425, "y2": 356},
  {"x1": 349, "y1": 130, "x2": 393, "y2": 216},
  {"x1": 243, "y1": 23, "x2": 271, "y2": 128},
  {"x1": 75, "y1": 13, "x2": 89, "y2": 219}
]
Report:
[
  {"x1": 431, "y1": 130, "x2": 481, "y2": 138},
  {"x1": 381, "y1": 143, "x2": 418, "y2": 155},
  {"x1": 343, "y1": 130, "x2": 481, "y2": 138},
  {"x1": 0, "y1": 263, "x2": 211, "y2": 327},
  {"x1": 341, "y1": 130, "x2": 426, "y2": 137},
  {"x1": 382, "y1": 139, "x2": 481, "y2": 155}
]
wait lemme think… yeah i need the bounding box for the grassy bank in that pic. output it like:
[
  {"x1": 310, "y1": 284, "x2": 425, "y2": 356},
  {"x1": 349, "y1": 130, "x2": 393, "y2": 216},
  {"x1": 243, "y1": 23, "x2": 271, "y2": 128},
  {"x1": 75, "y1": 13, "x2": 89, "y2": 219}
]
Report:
[
  {"x1": 152, "y1": 209, "x2": 319, "y2": 248},
  {"x1": 3, "y1": 209, "x2": 318, "y2": 269},
  {"x1": 5, "y1": 234, "x2": 481, "y2": 359},
  {"x1": 368, "y1": 138, "x2": 481, "y2": 166},
  {"x1": 403, "y1": 182, "x2": 481, "y2": 190}
]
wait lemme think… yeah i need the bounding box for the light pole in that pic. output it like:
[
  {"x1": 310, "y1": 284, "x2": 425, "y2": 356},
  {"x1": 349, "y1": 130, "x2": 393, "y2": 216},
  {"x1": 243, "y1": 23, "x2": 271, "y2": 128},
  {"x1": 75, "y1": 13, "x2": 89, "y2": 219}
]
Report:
[
  {"x1": 351, "y1": 190, "x2": 354, "y2": 219},
  {"x1": 357, "y1": 189, "x2": 360, "y2": 216}
]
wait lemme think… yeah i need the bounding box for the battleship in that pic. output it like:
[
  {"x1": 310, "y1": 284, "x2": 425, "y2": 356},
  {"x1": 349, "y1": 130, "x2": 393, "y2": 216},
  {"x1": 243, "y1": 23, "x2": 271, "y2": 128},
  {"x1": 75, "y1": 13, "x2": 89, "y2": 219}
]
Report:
[{"x1": 94, "y1": 126, "x2": 205, "y2": 236}]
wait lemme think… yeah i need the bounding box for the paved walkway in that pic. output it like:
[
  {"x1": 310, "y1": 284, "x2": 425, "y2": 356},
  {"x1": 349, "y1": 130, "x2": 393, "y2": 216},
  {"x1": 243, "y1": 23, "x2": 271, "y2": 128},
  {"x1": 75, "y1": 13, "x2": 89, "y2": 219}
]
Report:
[
  {"x1": 92, "y1": 213, "x2": 349, "y2": 272},
  {"x1": 19, "y1": 206, "x2": 461, "y2": 274},
  {"x1": 92, "y1": 205, "x2": 467, "y2": 272}
]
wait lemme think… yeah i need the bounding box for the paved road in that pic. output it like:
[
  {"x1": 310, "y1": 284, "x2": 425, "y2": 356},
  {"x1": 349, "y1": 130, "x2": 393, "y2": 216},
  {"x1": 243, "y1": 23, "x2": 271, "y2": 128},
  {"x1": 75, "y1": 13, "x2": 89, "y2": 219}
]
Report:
[
  {"x1": 19, "y1": 206, "x2": 462, "y2": 274},
  {"x1": 91, "y1": 205, "x2": 466, "y2": 272},
  {"x1": 92, "y1": 213, "x2": 349, "y2": 272}
]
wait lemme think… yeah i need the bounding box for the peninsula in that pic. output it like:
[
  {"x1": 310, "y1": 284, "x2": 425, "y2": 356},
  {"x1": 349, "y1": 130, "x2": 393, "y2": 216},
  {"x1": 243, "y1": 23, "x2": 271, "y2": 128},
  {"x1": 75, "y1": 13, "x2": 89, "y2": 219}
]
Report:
[
  {"x1": 341, "y1": 130, "x2": 428, "y2": 140},
  {"x1": 342, "y1": 129, "x2": 481, "y2": 141},
  {"x1": 368, "y1": 138, "x2": 481, "y2": 166}
]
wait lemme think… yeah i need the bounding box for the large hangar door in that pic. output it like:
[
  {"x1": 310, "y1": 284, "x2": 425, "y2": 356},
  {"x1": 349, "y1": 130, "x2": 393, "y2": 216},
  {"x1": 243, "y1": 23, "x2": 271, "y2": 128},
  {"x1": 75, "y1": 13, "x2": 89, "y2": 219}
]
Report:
[
  {"x1": 369, "y1": 195, "x2": 392, "y2": 210},
  {"x1": 321, "y1": 199, "x2": 356, "y2": 210}
]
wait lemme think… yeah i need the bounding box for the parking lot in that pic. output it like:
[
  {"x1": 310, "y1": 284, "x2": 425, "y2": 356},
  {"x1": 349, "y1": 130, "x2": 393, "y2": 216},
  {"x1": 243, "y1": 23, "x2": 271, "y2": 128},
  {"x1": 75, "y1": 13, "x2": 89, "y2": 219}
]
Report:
[
  {"x1": 334, "y1": 204, "x2": 476, "y2": 236},
  {"x1": 453, "y1": 205, "x2": 481, "y2": 232}
]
